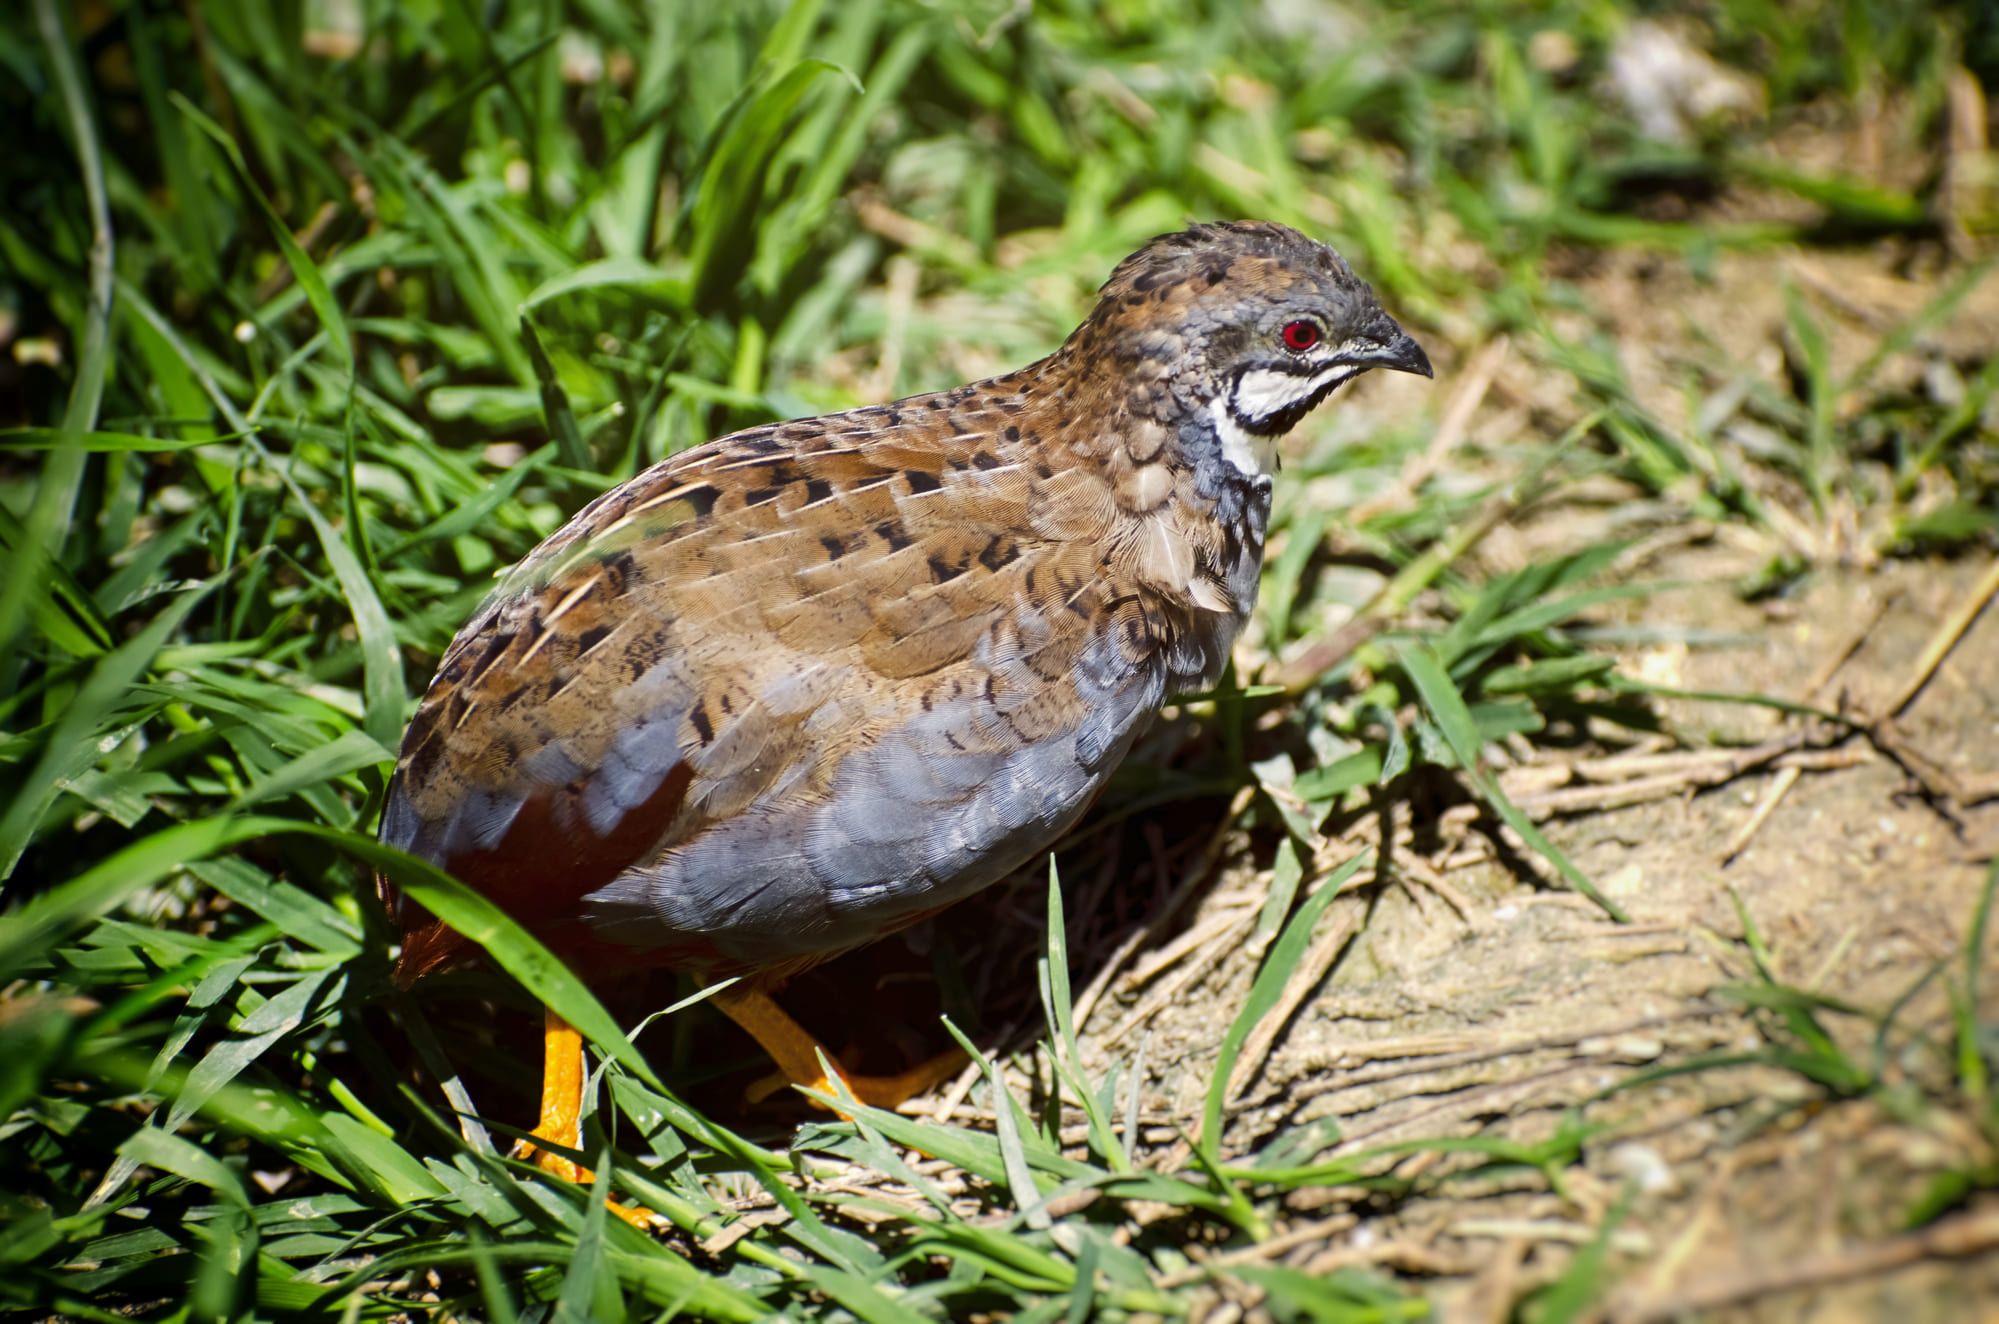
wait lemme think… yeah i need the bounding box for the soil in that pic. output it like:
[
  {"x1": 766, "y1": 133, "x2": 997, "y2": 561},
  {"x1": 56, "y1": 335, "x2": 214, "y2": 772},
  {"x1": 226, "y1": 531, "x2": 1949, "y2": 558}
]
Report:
[{"x1": 1085, "y1": 552, "x2": 1999, "y2": 1323}]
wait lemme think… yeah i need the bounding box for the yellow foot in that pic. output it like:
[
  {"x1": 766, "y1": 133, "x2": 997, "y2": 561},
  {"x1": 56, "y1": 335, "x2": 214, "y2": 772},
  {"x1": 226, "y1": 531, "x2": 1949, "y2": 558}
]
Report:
[
  {"x1": 744, "y1": 1045, "x2": 971, "y2": 1111},
  {"x1": 523, "y1": 1007, "x2": 663, "y2": 1232},
  {"x1": 714, "y1": 984, "x2": 968, "y2": 1113}
]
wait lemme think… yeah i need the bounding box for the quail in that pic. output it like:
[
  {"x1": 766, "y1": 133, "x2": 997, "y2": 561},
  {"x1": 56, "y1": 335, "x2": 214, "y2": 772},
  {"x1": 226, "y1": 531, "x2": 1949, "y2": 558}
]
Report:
[{"x1": 381, "y1": 219, "x2": 1431, "y2": 1165}]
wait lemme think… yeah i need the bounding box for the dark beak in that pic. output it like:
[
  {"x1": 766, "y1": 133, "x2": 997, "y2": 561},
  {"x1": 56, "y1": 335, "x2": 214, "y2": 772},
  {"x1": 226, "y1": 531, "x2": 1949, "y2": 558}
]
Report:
[{"x1": 1371, "y1": 319, "x2": 1433, "y2": 379}]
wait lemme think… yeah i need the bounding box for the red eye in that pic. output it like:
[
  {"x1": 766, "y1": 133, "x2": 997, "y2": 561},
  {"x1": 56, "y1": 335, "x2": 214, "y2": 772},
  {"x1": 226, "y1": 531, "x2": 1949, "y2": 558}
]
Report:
[{"x1": 1282, "y1": 320, "x2": 1320, "y2": 351}]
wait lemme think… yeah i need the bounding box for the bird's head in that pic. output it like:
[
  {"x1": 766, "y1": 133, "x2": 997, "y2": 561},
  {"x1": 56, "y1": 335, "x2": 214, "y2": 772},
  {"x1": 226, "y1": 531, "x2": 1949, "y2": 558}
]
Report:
[{"x1": 1068, "y1": 220, "x2": 1432, "y2": 477}]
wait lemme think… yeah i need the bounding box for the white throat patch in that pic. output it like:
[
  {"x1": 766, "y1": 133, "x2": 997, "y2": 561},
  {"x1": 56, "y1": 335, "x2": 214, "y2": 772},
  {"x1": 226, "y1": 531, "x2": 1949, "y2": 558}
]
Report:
[{"x1": 1210, "y1": 396, "x2": 1277, "y2": 476}]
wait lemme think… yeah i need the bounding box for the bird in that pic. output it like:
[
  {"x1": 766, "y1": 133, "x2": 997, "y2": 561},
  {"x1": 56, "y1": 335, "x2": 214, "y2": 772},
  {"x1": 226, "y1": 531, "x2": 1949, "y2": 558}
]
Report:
[{"x1": 380, "y1": 219, "x2": 1430, "y2": 1188}]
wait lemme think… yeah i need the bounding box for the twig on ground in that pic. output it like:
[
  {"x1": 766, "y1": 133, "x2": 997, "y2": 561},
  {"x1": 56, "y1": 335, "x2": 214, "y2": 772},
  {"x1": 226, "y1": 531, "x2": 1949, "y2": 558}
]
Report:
[
  {"x1": 1289, "y1": 1007, "x2": 1720, "y2": 1102},
  {"x1": 1450, "y1": 1216, "x2": 1652, "y2": 1254},
  {"x1": 1790, "y1": 260, "x2": 1897, "y2": 332},
  {"x1": 1349, "y1": 334, "x2": 1509, "y2": 526},
  {"x1": 1506, "y1": 736, "x2": 1866, "y2": 820},
  {"x1": 1071, "y1": 784, "x2": 1256, "y2": 1034},
  {"x1": 1394, "y1": 850, "x2": 1477, "y2": 923},
  {"x1": 1720, "y1": 764, "x2": 1802, "y2": 865},
  {"x1": 1845, "y1": 560, "x2": 1999, "y2": 811},
  {"x1": 1154, "y1": 1213, "x2": 1362, "y2": 1288},
  {"x1": 1323, "y1": 1059, "x2": 1617, "y2": 1153},
  {"x1": 1453, "y1": 1236, "x2": 1530, "y2": 1324},
  {"x1": 1224, "y1": 901, "x2": 1363, "y2": 1101},
  {"x1": 1296, "y1": 1237, "x2": 1467, "y2": 1277},
  {"x1": 1099, "y1": 910, "x2": 1255, "y2": 1052},
  {"x1": 1126, "y1": 900, "x2": 1260, "y2": 987},
  {"x1": 1880, "y1": 557, "x2": 1999, "y2": 718},
  {"x1": 699, "y1": 1207, "x2": 790, "y2": 1255},
  {"x1": 1629, "y1": 1147, "x2": 1744, "y2": 1311},
  {"x1": 1799, "y1": 591, "x2": 1896, "y2": 702},
  {"x1": 1287, "y1": 1032, "x2": 1480, "y2": 1074},
  {"x1": 1065, "y1": 925, "x2": 1148, "y2": 1038},
  {"x1": 927, "y1": 1024, "x2": 1014, "y2": 1122},
  {"x1": 1615, "y1": 1204, "x2": 1999, "y2": 1321},
  {"x1": 1868, "y1": 718, "x2": 1998, "y2": 808}
]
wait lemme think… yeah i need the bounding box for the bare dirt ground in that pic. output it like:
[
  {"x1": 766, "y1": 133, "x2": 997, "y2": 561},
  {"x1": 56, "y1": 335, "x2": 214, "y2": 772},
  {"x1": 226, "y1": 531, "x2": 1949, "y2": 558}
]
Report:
[{"x1": 1073, "y1": 552, "x2": 1999, "y2": 1323}]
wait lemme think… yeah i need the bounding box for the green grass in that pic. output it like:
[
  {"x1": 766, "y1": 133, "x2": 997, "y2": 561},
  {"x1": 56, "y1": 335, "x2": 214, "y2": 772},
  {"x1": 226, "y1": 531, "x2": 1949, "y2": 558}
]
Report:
[{"x1": 3, "y1": 0, "x2": 1996, "y2": 1318}]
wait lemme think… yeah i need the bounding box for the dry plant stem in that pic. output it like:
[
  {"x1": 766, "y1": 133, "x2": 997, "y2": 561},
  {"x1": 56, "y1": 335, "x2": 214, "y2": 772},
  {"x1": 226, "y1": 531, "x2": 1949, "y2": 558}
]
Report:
[
  {"x1": 1866, "y1": 718, "x2": 1998, "y2": 807},
  {"x1": 1799, "y1": 591, "x2": 1896, "y2": 702},
  {"x1": 1939, "y1": 65, "x2": 1988, "y2": 257},
  {"x1": 1450, "y1": 1217, "x2": 1649, "y2": 1252},
  {"x1": 852, "y1": 189, "x2": 984, "y2": 270},
  {"x1": 1099, "y1": 911, "x2": 1255, "y2": 1050},
  {"x1": 1881, "y1": 555, "x2": 1999, "y2": 718},
  {"x1": 1297, "y1": 1238, "x2": 1465, "y2": 1277},
  {"x1": 1288, "y1": 1031, "x2": 1480, "y2": 1073},
  {"x1": 1453, "y1": 1236, "x2": 1530, "y2": 1324},
  {"x1": 1392, "y1": 849, "x2": 1476, "y2": 921},
  {"x1": 1720, "y1": 764, "x2": 1801, "y2": 864},
  {"x1": 1060, "y1": 926, "x2": 1148, "y2": 1037},
  {"x1": 1631, "y1": 1149, "x2": 1744, "y2": 1310},
  {"x1": 1506, "y1": 735, "x2": 1867, "y2": 819},
  {"x1": 700, "y1": 1209, "x2": 789, "y2": 1255},
  {"x1": 1290, "y1": 1006, "x2": 1717, "y2": 1103},
  {"x1": 1127, "y1": 903, "x2": 1257, "y2": 986},
  {"x1": 1153, "y1": 1213, "x2": 1363, "y2": 1289},
  {"x1": 1278, "y1": 405, "x2": 1589, "y2": 695},
  {"x1": 865, "y1": 254, "x2": 921, "y2": 401},
  {"x1": 1225, "y1": 901, "x2": 1362, "y2": 1101},
  {"x1": 928, "y1": 1024, "x2": 1014, "y2": 1123},
  {"x1": 1326, "y1": 1059, "x2": 1616, "y2": 1152},
  {"x1": 1558, "y1": 739, "x2": 1717, "y2": 782},
  {"x1": 1790, "y1": 260, "x2": 1896, "y2": 331},
  {"x1": 1617, "y1": 1205, "x2": 1999, "y2": 1321},
  {"x1": 252, "y1": 199, "x2": 339, "y2": 303},
  {"x1": 1349, "y1": 334, "x2": 1509, "y2": 525},
  {"x1": 1071, "y1": 782, "x2": 1255, "y2": 1034}
]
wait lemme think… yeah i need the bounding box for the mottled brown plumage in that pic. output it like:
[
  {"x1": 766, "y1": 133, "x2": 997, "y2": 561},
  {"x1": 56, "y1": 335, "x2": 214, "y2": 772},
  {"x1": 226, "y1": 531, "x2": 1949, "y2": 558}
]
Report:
[{"x1": 383, "y1": 222, "x2": 1429, "y2": 1074}]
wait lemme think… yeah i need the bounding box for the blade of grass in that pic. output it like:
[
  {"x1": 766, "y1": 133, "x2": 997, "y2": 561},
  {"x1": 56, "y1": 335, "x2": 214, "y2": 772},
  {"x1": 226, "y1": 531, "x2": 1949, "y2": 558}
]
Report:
[
  {"x1": 1961, "y1": 861, "x2": 1997, "y2": 1106},
  {"x1": 1400, "y1": 642, "x2": 1630, "y2": 922},
  {"x1": 466, "y1": 1230, "x2": 521, "y2": 1324},
  {"x1": 0, "y1": 583, "x2": 212, "y2": 881},
  {"x1": 0, "y1": 502, "x2": 112, "y2": 656},
  {"x1": 0, "y1": 0, "x2": 116, "y2": 674},
  {"x1": 270, "y1": 466, "x2": 404, "y2": 755},
  {"x1": 172, "y1": 93, "x2": 351, "y2": 373},
  {"x1": 521, "y1": 316, "x2": 595, "y2": 474},
  {"x1": 1203, "y1": 850, "x2": 1372, "y2": 1169},
  {"x1": 1527, "y1": 1183, "x2": 1635, "y2": 1324},
  {"x1": 1039, "y1": 858, "x2": 1130, "y2": 1171},
  {"x1": 551, "y1": 1151, "x2": 619, "y2": 1324}
]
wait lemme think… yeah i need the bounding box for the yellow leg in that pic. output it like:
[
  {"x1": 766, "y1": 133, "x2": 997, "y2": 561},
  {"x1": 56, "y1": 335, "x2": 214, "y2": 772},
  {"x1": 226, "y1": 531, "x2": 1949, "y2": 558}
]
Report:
[
  {"x1": 712, "y1": 984, "x2": 968, "y2": 1112},
  {"x1": 519, "y1": 1006, "x2": 658, "y2": 1230},
  {"x1": 521, "y1": 1007, "x2": 585, "y2": 1179}
]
